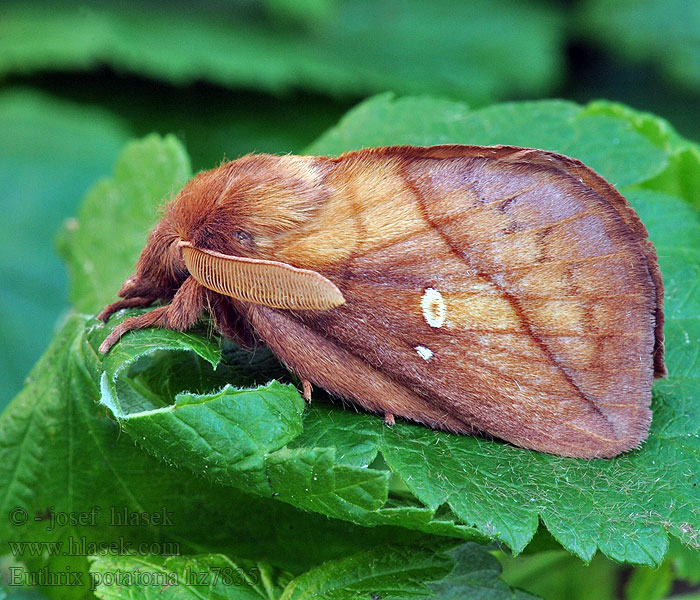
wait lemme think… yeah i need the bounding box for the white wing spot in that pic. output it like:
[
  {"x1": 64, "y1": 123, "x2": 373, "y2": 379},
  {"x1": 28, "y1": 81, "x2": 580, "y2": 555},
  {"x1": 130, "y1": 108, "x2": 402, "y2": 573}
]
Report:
[
  {"x1": 415, "y1": 345, "x2": 434, "y2": 361},
  {"x1": 421, "y1": 288, "x2": 446, "y2": 328}
]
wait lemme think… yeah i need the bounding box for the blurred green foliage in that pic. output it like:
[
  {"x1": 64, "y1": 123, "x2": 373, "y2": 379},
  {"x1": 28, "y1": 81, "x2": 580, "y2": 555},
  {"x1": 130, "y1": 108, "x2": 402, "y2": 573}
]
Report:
[
  {"x1": 0, "y1": 89, "x2": 129, "y2": 414},
  {"x1": 579, "y1": 0, "x2": 700, "y2": 94},
  {"x1": 0, "y1": 0, "x2": 564, "y2": 102},
  {"x1": 1, "y1": 1, "x2": 700, "y2": 599}
]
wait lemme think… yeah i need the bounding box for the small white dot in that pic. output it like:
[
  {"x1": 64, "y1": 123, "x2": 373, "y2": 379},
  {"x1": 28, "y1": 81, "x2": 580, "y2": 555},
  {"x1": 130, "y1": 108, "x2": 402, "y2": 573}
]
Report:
[
  {"x1": 415, "y1": 345, "x2": 433, "y2": 361},
  {"x1": 421, "y1": 288, "x2": 446, "y2": 328}
]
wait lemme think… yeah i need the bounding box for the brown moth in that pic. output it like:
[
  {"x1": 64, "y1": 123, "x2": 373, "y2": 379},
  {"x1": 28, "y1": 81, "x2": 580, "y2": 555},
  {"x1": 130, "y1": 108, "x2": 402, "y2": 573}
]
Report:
[{"x1": 98, "y1": 145, "x2": 665, "y2": 458}]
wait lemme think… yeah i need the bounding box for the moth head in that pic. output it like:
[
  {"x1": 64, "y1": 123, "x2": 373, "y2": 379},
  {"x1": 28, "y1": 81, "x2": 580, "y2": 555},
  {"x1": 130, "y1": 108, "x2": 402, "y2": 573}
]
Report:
[
  {"x1": 163, "y1": 154, "x2": 343, "y2": 311},
  {"x1": 168, "y1": 154, "x2": 330, "y2": 258}
]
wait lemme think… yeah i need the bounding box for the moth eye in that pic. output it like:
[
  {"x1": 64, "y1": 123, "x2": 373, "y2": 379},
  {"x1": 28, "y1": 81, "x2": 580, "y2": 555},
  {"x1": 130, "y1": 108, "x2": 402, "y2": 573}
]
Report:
[{"x1": 234, "y1": 230, "x2": 254, "y2": 246}]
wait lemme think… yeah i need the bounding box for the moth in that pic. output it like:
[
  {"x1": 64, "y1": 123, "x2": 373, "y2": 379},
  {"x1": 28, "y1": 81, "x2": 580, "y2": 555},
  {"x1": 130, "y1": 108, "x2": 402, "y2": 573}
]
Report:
[{"x1": 98, "y1": 145, "x2": 665, "y2": 458}]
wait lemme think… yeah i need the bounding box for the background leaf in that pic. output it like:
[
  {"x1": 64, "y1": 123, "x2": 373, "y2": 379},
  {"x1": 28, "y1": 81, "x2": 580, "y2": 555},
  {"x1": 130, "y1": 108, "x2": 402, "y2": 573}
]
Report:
[
  {"x1": 498, "y1": 547, "x2": 620, "y2": 600},
  {"x1": 578, "y1": 0, "x2": 700, "y2": 94},
  {"x1": 0, "y1": 87, "x2": 130, "y2": 410},
  {"x1": 89, "y1": 553, "x2": 292, "y2": 599},
  {"x1": 89, "y1": 542, "x2": 539, "y2": 600},
  {"x1": 0, "y1": 0, "x2": 565, "y2": 105}
]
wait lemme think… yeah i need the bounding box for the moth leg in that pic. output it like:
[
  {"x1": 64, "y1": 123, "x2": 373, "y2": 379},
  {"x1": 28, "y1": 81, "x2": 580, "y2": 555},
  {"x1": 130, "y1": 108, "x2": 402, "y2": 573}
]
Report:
[
  {"x1": 99, "y1": 305, "x2": 170, "y2": 353},
  {"x1": 206, "y1": 295, "x2": 259, "y2": 349},
  {"x1": 99, "y1": 276, "x2": 204, "y2": 353},
  {"x1": 97, "y1": 296, "x2": 156, "y2": 322},
  {"x1": 302, "y1": 379, "x2": 313, "y2": 402},
  {"x1": 384, "y1": 412, "x2": 395, "y2": 426}
]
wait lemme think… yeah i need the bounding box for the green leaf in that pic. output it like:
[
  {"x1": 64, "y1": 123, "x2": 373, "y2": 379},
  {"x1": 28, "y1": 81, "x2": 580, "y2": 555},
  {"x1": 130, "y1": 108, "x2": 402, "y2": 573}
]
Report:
[
  {"x1": 427, "y1": 543, "x2": 542, "y2": 600},
  {"x1": 280, "y1": 543, "x2": 454, "y2": 599},
  {"x1": 92, "y1": 316, "x2": 470, "y2": 539},
  {"x1": 56, "y1": 98, "x2": 700, "y2": 566},
  {"x1": 667, "y1": 538, "x2": 700, "y2": 586},
  {"x1": 624, "y1": 561, "x2": 674, "y2": 600},
  {"x1": 497, "y1": 548, "x2": 620, "y2": 600},
  {"x1": 0, "y1": 0, "x2": 565, "y2": 105},
  {"x1": 88, "y1": 542, "x2": 539, "y2": 600},
  {"x1": 578, "y1": 0, "x2": 700, "y2": 93},
  {"x1": 0, "y1": 87, "x2": 130, "y2": 411},
  {"x1": 104, "y1": 98, "x2": 700, "y2": 566},
  {"x1": 0, "y1": 312, "x2": 455, "y2": 595},
  {"x1": 89, "y1": 553, "x2": 292, "y2": 599}
]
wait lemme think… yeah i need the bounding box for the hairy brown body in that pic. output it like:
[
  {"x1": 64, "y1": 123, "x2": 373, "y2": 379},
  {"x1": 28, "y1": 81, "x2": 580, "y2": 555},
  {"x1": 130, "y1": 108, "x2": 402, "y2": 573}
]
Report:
[{"x1": 99, "y1": 145, "x2": 665, "y2": 458}]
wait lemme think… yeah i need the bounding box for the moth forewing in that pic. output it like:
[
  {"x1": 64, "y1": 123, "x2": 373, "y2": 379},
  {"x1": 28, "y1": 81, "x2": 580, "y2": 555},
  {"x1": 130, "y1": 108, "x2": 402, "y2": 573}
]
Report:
[{"x1": 282, "y1": 145, "x2": 664, "y2": 457}]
